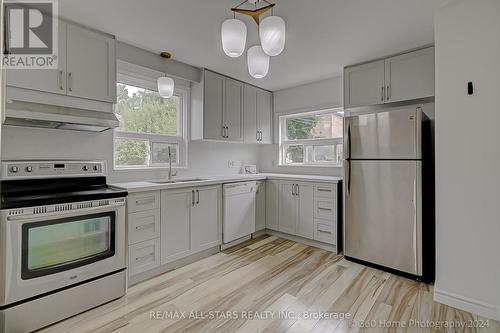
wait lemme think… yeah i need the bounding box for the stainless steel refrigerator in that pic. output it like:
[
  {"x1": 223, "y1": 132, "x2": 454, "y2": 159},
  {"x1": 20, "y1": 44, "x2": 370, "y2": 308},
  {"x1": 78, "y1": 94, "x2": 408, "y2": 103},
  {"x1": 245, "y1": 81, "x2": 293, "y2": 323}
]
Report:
[{"x1": 343, "y1": 106, "x2": 434, "y2": 282}]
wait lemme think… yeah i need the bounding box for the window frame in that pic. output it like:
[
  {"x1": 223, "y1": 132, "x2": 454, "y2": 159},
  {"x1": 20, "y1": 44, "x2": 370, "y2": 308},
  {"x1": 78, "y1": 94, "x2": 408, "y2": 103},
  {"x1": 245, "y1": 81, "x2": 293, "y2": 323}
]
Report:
[
  {"x1": 113, "y1": 68, "x2": 189, "y2": 170},
  {"x1": 278, "y1": 108, "x2": 344, "y2": 167}
]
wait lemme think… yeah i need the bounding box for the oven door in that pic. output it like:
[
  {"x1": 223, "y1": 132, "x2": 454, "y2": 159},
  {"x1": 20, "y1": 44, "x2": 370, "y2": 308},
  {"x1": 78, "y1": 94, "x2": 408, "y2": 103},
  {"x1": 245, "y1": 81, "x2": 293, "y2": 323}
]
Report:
[{"x1": 0, "y1": 199, "x2": 126, "y2": 306}]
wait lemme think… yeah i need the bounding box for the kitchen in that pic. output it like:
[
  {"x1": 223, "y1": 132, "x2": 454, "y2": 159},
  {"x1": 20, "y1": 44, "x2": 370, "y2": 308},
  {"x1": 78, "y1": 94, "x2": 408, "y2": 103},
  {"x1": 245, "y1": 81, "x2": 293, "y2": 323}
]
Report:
[{"x1": 0, "y1": 0, "x2": 499, "y2": 332}]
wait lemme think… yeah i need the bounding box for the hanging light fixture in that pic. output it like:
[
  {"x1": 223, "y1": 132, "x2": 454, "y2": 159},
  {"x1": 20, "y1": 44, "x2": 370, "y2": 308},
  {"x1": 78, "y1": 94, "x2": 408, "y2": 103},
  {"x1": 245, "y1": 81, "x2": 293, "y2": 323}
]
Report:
[
  {"x1": 221, "y1": 18, "x2": 247, "y2": 58},
  {"x1": 247, "y1": 45, "x2": 270, "y2": 79},
  {"x1": 222, "y1": 0, "x2": 286, "y2": 78},
  {"x1": 259, "y1": 15, "x2": 285, "y2": 56},
  {"x1": 157, "y1": 52, "x2": 175, "y2": 98},
  {"x1": 158, "y1": 76, "x2": 174, "y2": 98}
]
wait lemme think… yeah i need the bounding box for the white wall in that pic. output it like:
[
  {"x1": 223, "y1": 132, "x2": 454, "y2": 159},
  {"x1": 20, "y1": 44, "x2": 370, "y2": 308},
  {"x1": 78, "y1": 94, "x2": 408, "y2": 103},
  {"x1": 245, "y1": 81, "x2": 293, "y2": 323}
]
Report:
[
  {"x1": 434, "y1": 0, "x2": 500, "y2": 320},
  {"x1": 1, "y1": 126, "x2": 260, "y2": 183},
  {"x1": 259, "y1": 76, "x2": 343, "y2": 177}
]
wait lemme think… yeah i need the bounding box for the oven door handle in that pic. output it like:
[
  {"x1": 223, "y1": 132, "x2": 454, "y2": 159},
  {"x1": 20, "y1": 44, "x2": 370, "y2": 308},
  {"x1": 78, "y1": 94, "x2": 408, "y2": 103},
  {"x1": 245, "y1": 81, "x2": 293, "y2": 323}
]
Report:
[{"x1": 5, "y1": 201, "x2": 125, "y2": 222}]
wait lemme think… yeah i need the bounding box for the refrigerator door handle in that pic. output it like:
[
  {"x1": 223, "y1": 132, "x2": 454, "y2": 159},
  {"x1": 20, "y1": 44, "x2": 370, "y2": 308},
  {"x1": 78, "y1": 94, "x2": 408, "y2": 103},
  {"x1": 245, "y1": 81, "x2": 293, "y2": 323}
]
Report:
[
  {"x1": 346, "y1": 121, "x2": 351, "y2": 160},
  {"x1": 345, "y1": 160, "x2": 351, "y2": 195},
  {"x1": 413, "y1": 175, "x2": 418, "y2": 274}
]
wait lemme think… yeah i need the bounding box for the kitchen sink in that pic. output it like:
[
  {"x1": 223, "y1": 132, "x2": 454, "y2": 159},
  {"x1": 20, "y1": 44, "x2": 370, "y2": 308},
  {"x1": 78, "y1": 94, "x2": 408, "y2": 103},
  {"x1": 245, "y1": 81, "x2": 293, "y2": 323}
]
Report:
[{"x1": 150, "y1": 178, "x2": 209, "y2": 184}]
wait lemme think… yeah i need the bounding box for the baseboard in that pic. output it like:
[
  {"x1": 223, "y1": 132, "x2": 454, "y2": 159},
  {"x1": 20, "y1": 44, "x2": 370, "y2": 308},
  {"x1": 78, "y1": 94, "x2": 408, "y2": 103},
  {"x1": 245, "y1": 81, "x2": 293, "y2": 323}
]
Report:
[
  {"x1": 128, "y1": 246, "x2": 220, "y2": 286},
  {"x1": 433, "y1": 287, "x2": 499, "y2": 321},
  {"x1": 264, "y1": 229, "x2": 338, "y2": 253},
  {"x1": 220, "y1": 235, "x2": 252, "y2": 250}
]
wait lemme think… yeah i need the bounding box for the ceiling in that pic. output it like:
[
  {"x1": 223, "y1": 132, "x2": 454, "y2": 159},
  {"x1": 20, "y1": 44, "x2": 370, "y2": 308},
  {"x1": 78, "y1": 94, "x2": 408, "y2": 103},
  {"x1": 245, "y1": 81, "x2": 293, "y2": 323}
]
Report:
[{"x1": 59, "y1": 0, "x2": 445, "y2": 91}]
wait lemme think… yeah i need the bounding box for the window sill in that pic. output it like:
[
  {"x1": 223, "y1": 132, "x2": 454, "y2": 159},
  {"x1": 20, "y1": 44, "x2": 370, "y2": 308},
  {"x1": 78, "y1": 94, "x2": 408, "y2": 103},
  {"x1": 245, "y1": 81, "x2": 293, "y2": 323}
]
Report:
[
  {"x1": 113, "y1": 165, "x2": 188, "y2": 172},
  {"x1": 278, "y1": 163, "x2": 343, "y2": 168}
]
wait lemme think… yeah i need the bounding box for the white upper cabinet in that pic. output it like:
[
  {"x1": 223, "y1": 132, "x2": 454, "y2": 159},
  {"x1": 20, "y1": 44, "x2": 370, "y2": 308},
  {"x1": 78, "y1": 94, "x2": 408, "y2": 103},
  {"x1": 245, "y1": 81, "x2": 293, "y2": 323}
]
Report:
[
  {"x1": 256, "y1": 89, "x2": 273, "y2": 144},
  {"x1": 243, "y1": 85, "x2": 258, "y2": 142},
  {"x1": 6, "y1": 22, "x2": 67, "y2": 95},
  {"x1": 66, "y1": 24, "x2": 116, "y2": 103},
  {"x1": 243, "y1": 84, "x2": 273, "y2": 144},
  {"x1": 192, "y1": 69, "x2": 272, "y2": 143},
  {"x1": 384, "y1": 47, "x2": 435, "y2": 103},
  {"x1": 6, "y1": 21, "x2": 116, "y2": 104},
  {"x1": 223, "y1": 78, "x2": 243, "y2": 141},
  {"x1": 202, "y1": 70, "x2": 225, "y2": 140},
  {"x1": 344, "y1": 46, "x2": 435, "y2": 108},
  {"x1": 344, "y1": 60, "x2": 385, "y2": 108}
]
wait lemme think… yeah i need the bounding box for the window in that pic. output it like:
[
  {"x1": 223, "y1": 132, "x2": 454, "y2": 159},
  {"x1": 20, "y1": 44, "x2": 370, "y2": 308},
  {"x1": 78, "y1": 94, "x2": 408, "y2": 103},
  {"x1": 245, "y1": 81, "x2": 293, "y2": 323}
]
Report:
[
  {"x1": 114, "y1": 81, "x2": 187, "y2": 169},
  {"x1": 279, "y1": 109, "x2": 344, "y2": 166}
]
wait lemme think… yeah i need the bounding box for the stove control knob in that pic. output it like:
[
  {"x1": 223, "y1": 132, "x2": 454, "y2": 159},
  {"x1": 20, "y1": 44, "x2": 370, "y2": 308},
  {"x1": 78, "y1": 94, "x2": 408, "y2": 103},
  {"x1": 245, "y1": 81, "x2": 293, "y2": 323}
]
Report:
[
  {"x1": 25, "y1": 166, "x2": 33, "y2": 173},
  {"x1": 93, "y1": 165, "x2": 99, "y2": 171},
  {"x1": 82, "y1": 165, "x2": 89, "y2": 171},
  {"x1": 10, "y1": 166, "x2": 19, "y2": 173}
]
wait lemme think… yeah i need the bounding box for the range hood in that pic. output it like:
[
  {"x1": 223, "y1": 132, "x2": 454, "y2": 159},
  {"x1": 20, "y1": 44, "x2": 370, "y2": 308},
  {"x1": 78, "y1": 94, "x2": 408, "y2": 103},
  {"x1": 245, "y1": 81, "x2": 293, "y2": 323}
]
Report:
[{"x1": 3, "y1": 100, "x2": 119, "y2": 132}]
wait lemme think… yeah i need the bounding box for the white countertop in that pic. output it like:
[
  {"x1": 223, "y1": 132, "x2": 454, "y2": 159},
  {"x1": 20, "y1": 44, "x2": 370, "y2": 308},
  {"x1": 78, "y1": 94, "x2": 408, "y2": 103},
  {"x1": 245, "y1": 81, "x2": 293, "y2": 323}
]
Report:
[{"x1": 112, "y1": 173, "x2": 342, "y2": 193}]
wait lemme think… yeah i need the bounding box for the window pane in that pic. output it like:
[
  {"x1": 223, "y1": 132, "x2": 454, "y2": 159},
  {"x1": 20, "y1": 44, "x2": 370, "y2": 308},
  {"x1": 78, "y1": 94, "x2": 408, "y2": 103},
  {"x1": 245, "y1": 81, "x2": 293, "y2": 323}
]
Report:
[
  {"x1": 313, "y1": 145, "x2": 336, "y2": 163},
  {"x1": 285, "y1": 145, "x2": 304, "y2": 164},
  {"x1": 286, "y1": 113, "x2": 343, "y2": 140},
  {"x1": 114, "y1": 138, "x2": 148, "y2": 166},
  {"x1": 151, "y1": 142, "x2": 177, "y2": 164},
  {"x1": 115, "y1": 83, "x2": 179, "y2": 136}
]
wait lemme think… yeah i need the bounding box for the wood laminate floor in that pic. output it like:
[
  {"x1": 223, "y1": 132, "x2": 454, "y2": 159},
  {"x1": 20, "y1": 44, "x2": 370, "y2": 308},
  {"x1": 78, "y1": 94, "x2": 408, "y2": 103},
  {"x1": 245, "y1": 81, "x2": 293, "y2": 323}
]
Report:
[{"x1": 40, "y1": 235, "x2": 499, "y2": 333}]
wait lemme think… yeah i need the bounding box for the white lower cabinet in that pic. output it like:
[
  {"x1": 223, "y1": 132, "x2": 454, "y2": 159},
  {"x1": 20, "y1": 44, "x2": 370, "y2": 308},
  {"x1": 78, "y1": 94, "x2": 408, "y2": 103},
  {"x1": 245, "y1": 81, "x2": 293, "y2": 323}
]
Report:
[
  {"x1": 255, "y1": 181, "x2": 266, "y2": 231},
  {"x1": 267, "y1": 180, "x2": 339, "y2": 248},
  {"x1": 160, "y1": 185, "x2": 221, "y2": 265},
  {"x1": 128, "y1": 238, "x2": 161, "y2": 276}
]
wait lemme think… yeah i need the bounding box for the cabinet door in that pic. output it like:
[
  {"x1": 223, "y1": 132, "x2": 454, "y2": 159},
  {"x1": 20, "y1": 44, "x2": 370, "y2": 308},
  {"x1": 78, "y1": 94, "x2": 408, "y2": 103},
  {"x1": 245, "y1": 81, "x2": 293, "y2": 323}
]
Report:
[
  {"x1": 278, "y1": 182, "x2": 297, "y2": 234},
  {"x1": 344, "y1": 60, "x2": 385, "y2": 108},
  {"x1": 265, "y1": 180, "x2": 279, "y2": 230},
  {"x1": 243, "y1": 85, "x2": 258, "y2": 143},
  {"x1": 191, "y1": 186, "x2": 220, "y2": 252},
  {"x1": 6, "y1": 21, "x2": 67, "y2": 94},
  {"x1": 203, "y1": 70, "x2": 224, "y2": 140},
  {"x1": 296, "y1": 183, "x2": 314, "y2": 239},
  {"x1": 66, "y1": 23, "x2": 116, "y2": 102},
  {"x1": 224, "y1": 78, "x2": 243, "y2": 141},
  {"x1": 160, "y1": 190, "x2": 192, "y2": 264},
  {"x1": 255, "y1": 181, "x2": 266, "y2": 231},
  {"x1": 257, "y1": 89, "x2": 273, "y2": 144},
  {"x1": 384, "y1": 47, "x2": 435, "y2": 103}
]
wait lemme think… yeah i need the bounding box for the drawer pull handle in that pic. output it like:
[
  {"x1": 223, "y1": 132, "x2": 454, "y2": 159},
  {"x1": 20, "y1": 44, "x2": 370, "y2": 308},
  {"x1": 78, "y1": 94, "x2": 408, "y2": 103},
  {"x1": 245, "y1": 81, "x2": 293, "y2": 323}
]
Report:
[
  {"x1": 135, "y1": 253, "x2": 154, "y2": 261},
  {"x1": 317, "y1": 188, "x2": 332, "y2": 192},
  {"x1": 318, "y1": 207, "x2": 332, "y2": 211},
  {"x1": 135, "y1": 197, "x2": 155, "y2": 205},
  {"x1": 318, "y1": 230, "x2": 332, "y2": 234},
  {"x1": 135, "y1": 223, "x2": 155, "y2": 231}
]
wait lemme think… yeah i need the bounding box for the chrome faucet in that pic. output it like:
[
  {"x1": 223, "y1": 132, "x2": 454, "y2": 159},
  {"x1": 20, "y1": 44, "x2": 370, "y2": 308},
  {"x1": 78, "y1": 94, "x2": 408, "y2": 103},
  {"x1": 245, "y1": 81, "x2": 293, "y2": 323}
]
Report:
[{"x1": 168, "y1": 146, "x2": 173, "y2": 180}]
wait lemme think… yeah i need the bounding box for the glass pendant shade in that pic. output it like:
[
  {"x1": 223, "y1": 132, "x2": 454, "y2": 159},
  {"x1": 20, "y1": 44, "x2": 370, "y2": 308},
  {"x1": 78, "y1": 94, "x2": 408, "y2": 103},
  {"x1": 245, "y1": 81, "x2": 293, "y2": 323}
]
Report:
[
  {"x1": 221, "y1": 18, "x2": 247, "y2": 58},
  {"x1": 157, "y1": 77, "x2": 174, "y2": 98},
  {"x1": 259, "y1": 16, "x2": 286, "y2": 56},
  {"x1": 247, "y1": 45, "x2": 270, "y2": 79}
]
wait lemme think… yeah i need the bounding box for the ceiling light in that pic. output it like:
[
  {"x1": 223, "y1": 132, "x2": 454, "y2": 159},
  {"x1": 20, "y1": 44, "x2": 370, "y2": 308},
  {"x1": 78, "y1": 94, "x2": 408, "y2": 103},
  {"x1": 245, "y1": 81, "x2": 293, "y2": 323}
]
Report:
[
  {"x1": 157, "y1": 77, "x2": 174, "y2": 98},
  {"x1": 247, "y1": 45, "x2": 270, "y2": 79},
  {"x1": 259, "y1": 15, "x2": 286, "y2": 56},
  {"x1": 221, "y1": 18, "x2": 247, "y2": 58}
]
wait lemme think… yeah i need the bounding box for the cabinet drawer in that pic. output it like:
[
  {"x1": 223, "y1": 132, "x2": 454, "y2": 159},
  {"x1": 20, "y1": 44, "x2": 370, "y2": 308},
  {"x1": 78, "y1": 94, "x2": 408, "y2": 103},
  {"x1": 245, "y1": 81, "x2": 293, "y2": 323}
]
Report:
[
  {"x1": 128, "y1": 191, "x2": 160, "y2": 213},
  {"x1": 314, "y1": 223, "x2": 336, "y2": 245},
  {"x1": 314, "y1": 198, "x2": 336, "y2": 220},
  {"x1": 128, "y1": 209, "x2": 160, "y2": 245},
  {"x1": 314, "y1": 184, "x2": 336, "y2": 199},
  {"x1": 128, "y1": 238, "x2": 161, "y2": 276}
]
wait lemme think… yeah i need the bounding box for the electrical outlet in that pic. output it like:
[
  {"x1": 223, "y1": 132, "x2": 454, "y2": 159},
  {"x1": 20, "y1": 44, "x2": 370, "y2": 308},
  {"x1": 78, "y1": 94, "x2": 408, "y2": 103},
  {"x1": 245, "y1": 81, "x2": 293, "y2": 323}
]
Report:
[{"x1": 227, "y1": 160, "x2": 233, "y2": 168}]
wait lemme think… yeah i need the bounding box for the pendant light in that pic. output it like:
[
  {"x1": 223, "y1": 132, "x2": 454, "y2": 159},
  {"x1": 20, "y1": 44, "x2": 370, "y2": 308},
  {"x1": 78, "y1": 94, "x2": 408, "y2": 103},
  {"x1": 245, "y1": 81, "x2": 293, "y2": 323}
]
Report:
[
  {"x1": 247, "y1": 45, "x2": 269, "y2": 79},
  {"x1": 157, "y1": 76, "x2": 174, "y2": 98},
  {"x1": 221, "y1": 18, "x2": 247, "y2": 58},
  {"x1": 259, "y1": 15, "x2": 286, "y2": 56}
]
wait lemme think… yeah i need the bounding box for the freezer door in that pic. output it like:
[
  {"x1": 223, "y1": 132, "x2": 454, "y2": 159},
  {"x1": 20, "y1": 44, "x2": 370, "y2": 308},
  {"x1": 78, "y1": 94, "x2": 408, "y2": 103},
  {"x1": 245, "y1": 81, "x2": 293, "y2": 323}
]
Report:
[
  {"x1": 344, "y1": 160, "x2": 422, "y2": 275},
  {"x1": 344, "y1": 107, "x2": 421, "y2": 159}
]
